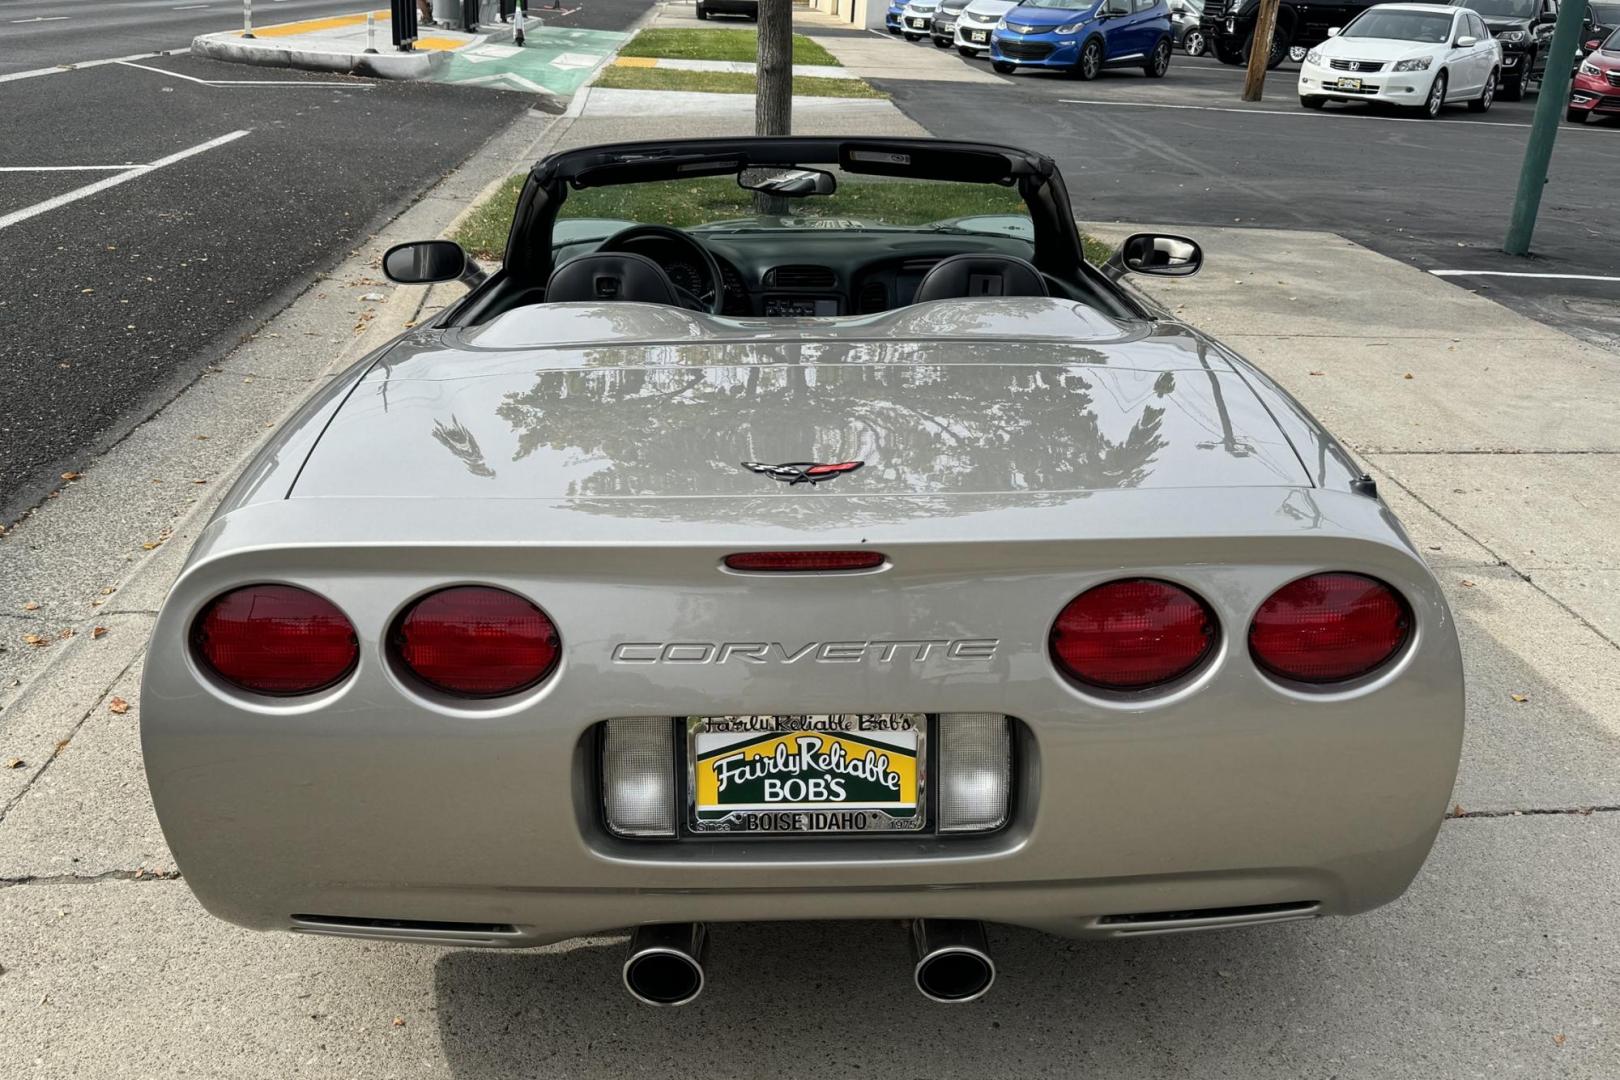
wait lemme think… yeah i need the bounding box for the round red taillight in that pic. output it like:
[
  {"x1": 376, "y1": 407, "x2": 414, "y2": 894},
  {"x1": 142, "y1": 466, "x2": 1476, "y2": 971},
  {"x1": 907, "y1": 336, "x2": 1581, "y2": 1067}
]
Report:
[
  {"x1": 394, "y1": 586, "x2": 560, "y2": 697},
  {"x1": 1050, "y1": 579, "x2": 1218, "y2": 691},
  {"x1": 192, "y1": 584, "x2": 358, "y2": 695},
  {"x1": 1249, "y1": 573, "x2": 1411, "y2": 684}
]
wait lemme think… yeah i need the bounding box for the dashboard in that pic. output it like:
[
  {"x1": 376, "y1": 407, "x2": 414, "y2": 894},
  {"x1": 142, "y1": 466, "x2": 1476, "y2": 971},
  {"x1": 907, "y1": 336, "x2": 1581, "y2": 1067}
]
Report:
[{"x1": 550, "y1": 227, "x2": 1048, "y2": 317}]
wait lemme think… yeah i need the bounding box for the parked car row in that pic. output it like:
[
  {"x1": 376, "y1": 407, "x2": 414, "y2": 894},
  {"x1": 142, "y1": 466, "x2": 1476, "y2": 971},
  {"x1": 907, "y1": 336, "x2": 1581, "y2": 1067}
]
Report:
[{"x1": 889, "y1": 0, "x2": 1182, "y2": 78}]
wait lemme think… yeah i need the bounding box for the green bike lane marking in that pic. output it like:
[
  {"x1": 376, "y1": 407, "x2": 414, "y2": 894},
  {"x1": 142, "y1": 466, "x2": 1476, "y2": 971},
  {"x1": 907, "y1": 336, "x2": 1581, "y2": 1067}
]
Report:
[{"x1": 434, "y1": 26, "x2": 627, "y2": 95}]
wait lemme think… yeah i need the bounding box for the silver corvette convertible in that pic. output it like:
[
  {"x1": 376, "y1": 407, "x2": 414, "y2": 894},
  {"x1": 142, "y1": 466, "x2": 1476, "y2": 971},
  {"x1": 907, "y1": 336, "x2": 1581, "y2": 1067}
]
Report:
[{"x1": 142, "y1": 138, "x2": 1464, "y2": 1006}]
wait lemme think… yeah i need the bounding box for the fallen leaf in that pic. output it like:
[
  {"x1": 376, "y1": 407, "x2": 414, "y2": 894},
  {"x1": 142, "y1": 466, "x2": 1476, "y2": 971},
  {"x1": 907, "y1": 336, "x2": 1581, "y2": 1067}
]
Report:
[
  {"x1": 23, "y1": 634, "x2": 46, "y2": 647},
  {"x1": 191, "y1": 479, "x2": 208, "y2": 485},
  {"x1": 3, "y1": 758, "x2": 24, "y2": 770},
  {"x1": 1554, "y1": 1034, "x2": 1566, "y2": 1048},
  {"x1": 1510, "y1": 693, "x2": 1529, "y2": 703},
  {"x1": 1452, "y1": 803, "x2": 1465, "y2": 817},
  {"x1": 1308, "y1": 370, "x2": 1325, "y2": 376},
  {"x1": 22, "y1": 601, "x2": 39, "y2": 611},
  {"x1": 58, "y1": 627, "x2": 74, "y2": 640},
  {"x1": 1460, "y1": 579, "x2": 1476, "y2": 588},
  {"x1": 108, "y1": 697, "x2": 130, "y2": 715},
  {"x1": 141, "y1": 541, "x2": 162, "y2": 551},
  {"x1": 392, "y1": 1016, "x2": 406, "y2": 1028},
  {"x1": 91, "y1": 626, "x2": 107, "y2": 639},
  {"x1": 1403, "y1": 372, "x2": 1414, "y2": 380},
  {"x1": 61, "y1": 471, "x2": 82, "y2": 482}
]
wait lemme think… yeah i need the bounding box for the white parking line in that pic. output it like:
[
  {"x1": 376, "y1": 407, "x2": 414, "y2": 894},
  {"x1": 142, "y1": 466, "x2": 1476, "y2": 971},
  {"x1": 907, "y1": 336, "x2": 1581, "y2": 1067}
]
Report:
[
  {"x1": 0, "y1": 165, "x2": 149, "y2": 172},
  {"x1": 10, "y1": 15, "x2": 70, "y2": 21},
  {"x1": 0, "y1": 51, "x2": 173, "y2": 83},
  {"x1": 0, "y1": 130, "x2": 249, "y2": 232},
  {"x1": 117, "y1": 60, "x2": 375, "y2": 87},
  {"x1": 1056, "y1": 97, "x2": 1543, "y2": 131},
  {"x1": 1429, "y1": 269, "x2": 1620, "y2": 282}
]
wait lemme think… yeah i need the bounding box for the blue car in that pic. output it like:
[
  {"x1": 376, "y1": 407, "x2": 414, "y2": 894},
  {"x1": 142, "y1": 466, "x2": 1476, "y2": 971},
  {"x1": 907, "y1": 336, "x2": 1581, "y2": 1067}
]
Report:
[
  {"x1": 990, "y1": 0, "x2": 1174, "y2": 79},
  {"x1": 886, "y1": 0, "x2": 906, "y2": 32}
]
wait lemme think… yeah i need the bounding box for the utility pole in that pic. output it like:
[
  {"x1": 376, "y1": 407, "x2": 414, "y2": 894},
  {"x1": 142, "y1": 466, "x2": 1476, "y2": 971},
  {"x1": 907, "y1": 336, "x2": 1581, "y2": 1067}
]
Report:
[
  {"x1": 1241, "y1": 0, "x2": 1282, "y2": 101},
  {"x1": 1504, "y1": 0, "x2": 1587, "y2": 255}
]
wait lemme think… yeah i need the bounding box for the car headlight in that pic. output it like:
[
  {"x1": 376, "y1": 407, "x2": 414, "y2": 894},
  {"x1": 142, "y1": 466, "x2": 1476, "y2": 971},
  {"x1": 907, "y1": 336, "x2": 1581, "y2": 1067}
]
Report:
[
  {"x1": 1305, "y1": 48, "x2": 1322, "y2": 64},
  {"x1": 1580, "y1": 61, "x2": 1602, "y2": 76},
  {"x1": 996, "y1": 16, "x2": 1008, "y2": 28},
  {"x1": 1055, "y1": 19, "x2": 1084, "y2": 32},
  {"x1": 1393, "y1": 56, "x2": 1433, "y2": 71},
  {"x1": 1496, "y1": 29, "x2": 1526, "y2": 43}
]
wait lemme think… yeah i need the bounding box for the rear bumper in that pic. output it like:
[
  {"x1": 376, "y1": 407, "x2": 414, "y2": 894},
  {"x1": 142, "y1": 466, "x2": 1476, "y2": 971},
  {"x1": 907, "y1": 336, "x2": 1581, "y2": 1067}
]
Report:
[{"x1": 142, "y1": 496, "x2": 1465, "y2": 948}]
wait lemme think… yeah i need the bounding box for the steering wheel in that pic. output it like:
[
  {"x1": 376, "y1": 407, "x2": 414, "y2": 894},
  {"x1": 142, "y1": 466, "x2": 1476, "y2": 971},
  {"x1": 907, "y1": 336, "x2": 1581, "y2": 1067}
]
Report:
[{"x1": 597, "y1": 225, "x2": 725, "y2": 315}]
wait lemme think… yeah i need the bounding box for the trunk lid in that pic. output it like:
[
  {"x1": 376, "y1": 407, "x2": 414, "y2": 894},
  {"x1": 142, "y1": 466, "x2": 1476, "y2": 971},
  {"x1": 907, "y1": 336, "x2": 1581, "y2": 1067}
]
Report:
[{"x1": 291, "y1": 300, "x2": 1309, "y2": 502}]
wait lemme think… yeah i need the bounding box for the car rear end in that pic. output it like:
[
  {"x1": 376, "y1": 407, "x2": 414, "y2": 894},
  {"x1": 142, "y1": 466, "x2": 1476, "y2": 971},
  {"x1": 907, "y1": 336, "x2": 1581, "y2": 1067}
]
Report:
[{"x1": 142, "y1": 310, "x2": 1463, "y2": 999}]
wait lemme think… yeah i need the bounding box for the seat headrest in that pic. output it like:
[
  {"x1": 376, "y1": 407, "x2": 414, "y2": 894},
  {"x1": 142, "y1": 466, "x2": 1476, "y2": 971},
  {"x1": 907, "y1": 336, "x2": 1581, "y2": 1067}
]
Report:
[
  {"x1": 546, "y1": 252, "x2": 681, "y2": 306},
  {"x1": 912, "y1": 254, "x2": 1048, "y2": 304}
]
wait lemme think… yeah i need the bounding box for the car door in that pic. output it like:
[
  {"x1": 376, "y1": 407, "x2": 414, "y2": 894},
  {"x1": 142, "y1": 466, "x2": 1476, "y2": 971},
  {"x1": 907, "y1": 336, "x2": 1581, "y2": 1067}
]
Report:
[
  {"x1": 1470, "y1": 13, "x2": 1497, "y2": 89},
  {"x1": 1449, "y1": 11, "x2": 1483, "y2": 94},
  {"x1": 1126, "y1": 0, "x2": 1162, "y2": 56}
]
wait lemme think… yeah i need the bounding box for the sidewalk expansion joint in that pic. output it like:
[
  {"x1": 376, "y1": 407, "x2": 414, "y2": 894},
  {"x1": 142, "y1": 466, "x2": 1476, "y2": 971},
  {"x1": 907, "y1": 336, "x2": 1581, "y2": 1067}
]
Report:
[
  {"x1": 1371, "y1": 449, "x2": 1620, "y2": 455},
  {"x1": 0, "y1": 868, "x2": 182, "y2": 890},
  {"x1": 1369, "y1": 462, "x2": 1620, "y2": 655},
  {"x1": 1446, "y1": 804, "x2": 1619, "y2": 820}
]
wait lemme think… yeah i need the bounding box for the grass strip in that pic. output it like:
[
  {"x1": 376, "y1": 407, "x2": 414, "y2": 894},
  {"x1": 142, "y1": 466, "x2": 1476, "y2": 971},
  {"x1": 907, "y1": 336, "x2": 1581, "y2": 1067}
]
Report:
[
  {"x1": 593, "y1": 66, "x2": 883, "y2": 98},
  {"x1": 618, "y1": 28, "x2": 841, "y2": 66}
]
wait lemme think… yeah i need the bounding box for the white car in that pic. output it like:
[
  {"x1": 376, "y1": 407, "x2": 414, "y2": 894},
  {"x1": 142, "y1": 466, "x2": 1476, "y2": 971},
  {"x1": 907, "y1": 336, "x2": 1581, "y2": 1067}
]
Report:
[
  {"x1": 900, "y1": 0, "x2": 940, "y2": 40},
  {"x1": 1298, "y1": 3, "x2": 1502, "y2": 117},
  {"x1": 953, "y1": 0, "x2": 1017, "y2": 56}
]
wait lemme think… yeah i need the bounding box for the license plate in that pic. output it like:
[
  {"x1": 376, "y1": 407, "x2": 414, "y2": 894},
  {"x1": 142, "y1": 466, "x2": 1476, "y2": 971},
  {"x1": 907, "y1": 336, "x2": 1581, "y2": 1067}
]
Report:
[
  {"x1": 908, "y1": 17, "x2": 926, "y2": 26},
  {"x1": 970, "y1": 29, "x2": 988, "y2": 41},
  {"x1": 688, "y1": 714, "x2": 926, "y2": 834},
  {"x1": 1336, "y1": 77, "x2": 1363, "y2": 90}
]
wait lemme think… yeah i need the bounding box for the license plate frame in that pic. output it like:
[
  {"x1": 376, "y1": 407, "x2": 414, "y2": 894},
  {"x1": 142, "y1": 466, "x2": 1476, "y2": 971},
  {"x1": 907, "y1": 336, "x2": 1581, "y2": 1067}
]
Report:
[
  {"x1": 1335, "y1": 76, "x2": 1364, "y2": 90},
  {"x1": 686, "y1": 714, "x2": 927, "y2": 834},
  {"x1": 969, "y1": 29, "x2": 988, "y2": 42}
]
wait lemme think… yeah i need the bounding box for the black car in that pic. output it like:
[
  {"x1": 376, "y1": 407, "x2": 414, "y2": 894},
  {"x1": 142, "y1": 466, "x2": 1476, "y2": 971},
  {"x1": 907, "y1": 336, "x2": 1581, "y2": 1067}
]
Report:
[
  {"x1": 1172, "y1": 0, "x2": 1208, "y2": 54},
  {"x1": 1444, "y1": 0, "x2": 1572, "y2": 99},
  {"x1": 1201, "y1": 0, "x2": 1376, "y2": 68},
  {"x1": 932, "y1": 0, "x2": 973, "y2": 46}
]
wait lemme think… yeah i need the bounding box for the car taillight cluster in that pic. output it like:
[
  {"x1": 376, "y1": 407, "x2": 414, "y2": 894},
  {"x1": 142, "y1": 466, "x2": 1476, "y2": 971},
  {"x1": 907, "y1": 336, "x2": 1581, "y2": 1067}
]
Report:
[
  {"x1": 192, "y1": 584, "x2": 559, "y2": 698},
  {"x1": 1050, "y1": 572, "x2": 1410, "y2": 692}
]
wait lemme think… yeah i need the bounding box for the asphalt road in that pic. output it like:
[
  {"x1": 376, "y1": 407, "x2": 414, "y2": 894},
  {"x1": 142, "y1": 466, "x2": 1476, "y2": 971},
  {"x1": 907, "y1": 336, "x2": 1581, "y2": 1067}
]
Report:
[
  {"x1": 0, "y1": 55, "x2": 534, "y2": 524},
  {"x1": 868, "y1": 33, "x2": 1620, "y2": 347},
  {"x1": 0, "y1": 0, "x2": 381, "y2": 75}
]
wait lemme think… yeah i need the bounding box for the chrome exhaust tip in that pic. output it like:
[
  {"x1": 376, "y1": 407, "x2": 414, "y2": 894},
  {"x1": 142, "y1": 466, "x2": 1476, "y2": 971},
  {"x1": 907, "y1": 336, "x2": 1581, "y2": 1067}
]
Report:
[
  {"x1": 911, "y1": 919, "x2": 995, "y2": 1003},
  {"x1": 623, "y1": 923, "x2": 707, "y2": 1006}
]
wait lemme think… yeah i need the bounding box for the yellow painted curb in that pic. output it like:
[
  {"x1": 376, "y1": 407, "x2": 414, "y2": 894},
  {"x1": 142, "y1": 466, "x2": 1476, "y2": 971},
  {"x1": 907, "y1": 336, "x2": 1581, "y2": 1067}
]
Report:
[
  {"x1": 614, "y1": 56, "x2": 658, "y2": 67},
  {"x1": 247, "y1": 10, "x2": 387, "y2": 37},
  {"x1": 415, "y1": 35, "x2": 469, "y2": 51}
]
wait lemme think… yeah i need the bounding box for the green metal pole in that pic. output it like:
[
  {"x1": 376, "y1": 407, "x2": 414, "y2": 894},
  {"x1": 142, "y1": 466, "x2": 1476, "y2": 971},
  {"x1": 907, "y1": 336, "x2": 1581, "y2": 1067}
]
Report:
[{"x1": 1504, "y1": 0, "x2": 1588, "y2": 255}]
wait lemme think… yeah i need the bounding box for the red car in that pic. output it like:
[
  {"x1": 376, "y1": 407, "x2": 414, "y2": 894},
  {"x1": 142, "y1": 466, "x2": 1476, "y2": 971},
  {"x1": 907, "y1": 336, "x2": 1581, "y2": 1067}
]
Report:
[{"x1": 1569, "y1": 27, "x2": 1620, "y2": 123}]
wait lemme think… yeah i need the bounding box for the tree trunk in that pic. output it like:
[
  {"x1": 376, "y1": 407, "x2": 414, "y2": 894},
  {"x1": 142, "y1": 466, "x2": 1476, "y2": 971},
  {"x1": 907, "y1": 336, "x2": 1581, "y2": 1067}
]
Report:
[
  {"x1": 1241, "y1": 0, "x2": 1281, "y2": 101},
  {"x1": 756, "y1": 0, "x2": 793, "y2": 136}
]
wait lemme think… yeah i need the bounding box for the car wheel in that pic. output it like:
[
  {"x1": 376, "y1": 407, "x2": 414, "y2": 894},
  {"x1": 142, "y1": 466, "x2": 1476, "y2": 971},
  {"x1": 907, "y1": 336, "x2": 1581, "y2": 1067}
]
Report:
[
  {"x1": 1420, "y1": 69, "x2": 1447, "y2": 118},
  {"x1": 933, "y1": 36, "x2": 951, "y2": 47},
  {"x1": 696, "y1": 3, "x2": 708, "y2": 17},
  {"x1": 1183, "y1": 29, "x2": 1205, "y2": 56},
  {"x1": 1499, "y1": 76, "x2": 1523, "y2": 101},
  {"x1": 1212, "y1": 37, "x2": 1244, "y2": 64},
  {"x1": 904, "y1": 33, "x2": 922, "y2": 41},
  {"x1": 1289, "y1": 44, "x2": 1308, "y2": 63},
  {"x1": 1245, "y1": 23, "x2": 1289, "y2": 69},
  {"x1": 1566, "y1": 106, "x2": 1586, "y2": 122},
  {"x1": 992, "y1": 60, "x2": 1017, "y2": 73},
  {"x1": 1075, "y1": 37, "x2": 1105, "y2": 79},
  {"x1": 1300, "y1": 95, "x2": 1327, "y2": 109},
  {"x1": 1144, "y1": 36, "x2": 1172, "y2": 77},
  {"x1": 887, "y1": 25, "x2": 901, "y2": 34},
  {"x1": 1469, "y1": 70, "x2": 1496, "y2": 112},
  {"x1": 958, "y1": 46, "x2": 980, "y2": 57}
]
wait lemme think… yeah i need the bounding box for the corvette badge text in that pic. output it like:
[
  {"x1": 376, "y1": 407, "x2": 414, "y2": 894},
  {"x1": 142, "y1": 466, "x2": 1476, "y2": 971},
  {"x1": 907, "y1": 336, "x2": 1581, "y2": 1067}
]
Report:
[{"x1": 612, "y1": 639, "x2": 1000, "y2": 664}]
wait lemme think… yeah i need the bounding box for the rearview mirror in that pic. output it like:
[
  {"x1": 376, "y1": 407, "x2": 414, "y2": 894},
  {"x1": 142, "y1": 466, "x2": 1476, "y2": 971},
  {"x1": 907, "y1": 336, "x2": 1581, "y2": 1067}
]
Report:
[
  {"x1": 737, "y1": 167, "x2": 837, "y2": 197},
  {"x1": 382, "y1": 240, "x2": 486, "y2": 289},
  {"x1": 1326, "y1": 26, "x2": 1340, "y2": 36},
  {"x1": 1107, "y1": 233, "x2": 1204, "y2": 279},
  {"x1": 1456, "y1": 34, "x2": 1478, "y2": 46}
]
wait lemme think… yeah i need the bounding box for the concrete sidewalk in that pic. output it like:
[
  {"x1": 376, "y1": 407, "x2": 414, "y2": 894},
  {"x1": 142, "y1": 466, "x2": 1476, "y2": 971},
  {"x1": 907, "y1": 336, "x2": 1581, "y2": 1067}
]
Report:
[{"x1": 1, "y1": 80, "x2": 1617, "y2": 1080}]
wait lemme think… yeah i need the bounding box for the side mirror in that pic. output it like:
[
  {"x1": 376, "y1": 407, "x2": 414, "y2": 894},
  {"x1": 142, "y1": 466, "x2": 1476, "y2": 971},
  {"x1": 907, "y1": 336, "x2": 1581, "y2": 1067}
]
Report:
[
  {"x1": 1105, "y1": 233, "x2": 1204, "y2": 281},
  {"x1": 1326, "y1": 26, "x2": 1340, "y2": 37},
  {"x1": 1584, "y1": 37, "x2": 1602, "y2": 50},
  {"x1": 382, "y1": 240, "x2": 486, "y2": 289},
  {"x1": 1456, "y1": 34, "x2": 1478, "y2": 46}
]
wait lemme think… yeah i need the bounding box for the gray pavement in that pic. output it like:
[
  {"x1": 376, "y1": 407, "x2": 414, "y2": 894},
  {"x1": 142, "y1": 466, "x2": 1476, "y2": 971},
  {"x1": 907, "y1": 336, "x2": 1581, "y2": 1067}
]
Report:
[{"x1": 0, "y1": 22, "x2": 1618, "y2": 1078}]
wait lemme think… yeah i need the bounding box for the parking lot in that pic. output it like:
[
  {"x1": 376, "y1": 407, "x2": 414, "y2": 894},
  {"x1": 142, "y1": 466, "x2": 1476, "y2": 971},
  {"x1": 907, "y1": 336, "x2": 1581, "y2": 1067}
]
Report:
[{"x1": 855, "y1": 21, "x2": 1620, "y2": 348}]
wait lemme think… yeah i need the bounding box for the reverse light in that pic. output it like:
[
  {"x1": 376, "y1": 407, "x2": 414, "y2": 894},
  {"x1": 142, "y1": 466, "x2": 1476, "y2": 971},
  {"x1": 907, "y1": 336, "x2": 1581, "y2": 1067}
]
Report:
[
  {"x1": 723, "y1": 550, "x2": 885, "y2": 572},
  {"x1": 937, "y1": 714, "x2": 1011, "y2": 832},
  {"x1": 1393, "y1": 56, "x2": 1433, "y2": 71},
  {"x1": 1249, "y1": 573, "x2": 1410, "y2": 684},
  {"x1": 192, "y1": 584, "x2": 358, "y2": 695},
  {"x1": 1050, "y1": 579, "x2": 1217, "y2": 691},
  {"x1": 394, "y1": 586, "x2": 560, "y2": 697},
  {"x1": 602, "y1": 718, "x2": 676, "y2": 837}
]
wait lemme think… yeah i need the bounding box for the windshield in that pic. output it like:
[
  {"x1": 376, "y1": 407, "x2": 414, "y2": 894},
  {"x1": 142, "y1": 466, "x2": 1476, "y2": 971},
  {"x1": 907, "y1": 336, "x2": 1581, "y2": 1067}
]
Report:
[
  {"x1": 1017, "y1": 0, "x2": 1097, "y2": 10},
  {"x1": 556, "y1": 169, "x2": 1033, "y2": 239},
  {"x1": 1591, "y1": 1, "x2": 1620, "y2": 21},
  {"x1": 1343, "y1": 9, "x2": 1455, "y2": 40},
  {"x1": 1459, "y1": 0, "x2": 1535, "y2": 18}
]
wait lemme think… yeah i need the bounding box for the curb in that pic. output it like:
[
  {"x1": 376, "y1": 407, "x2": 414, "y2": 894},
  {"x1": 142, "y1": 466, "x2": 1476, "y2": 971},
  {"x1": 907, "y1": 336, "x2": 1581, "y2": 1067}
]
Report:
[{"x1": 190, "y1": 32, "x2": 452, "y2": 80}]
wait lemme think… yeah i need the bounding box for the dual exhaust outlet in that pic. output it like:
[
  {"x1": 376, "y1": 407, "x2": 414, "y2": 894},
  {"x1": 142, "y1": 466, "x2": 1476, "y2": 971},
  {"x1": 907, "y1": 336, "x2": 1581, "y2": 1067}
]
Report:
[{"x1": 622, "y1": 919, "x2": 995, "y2": 1006}]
